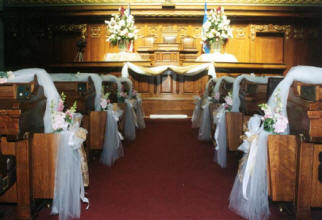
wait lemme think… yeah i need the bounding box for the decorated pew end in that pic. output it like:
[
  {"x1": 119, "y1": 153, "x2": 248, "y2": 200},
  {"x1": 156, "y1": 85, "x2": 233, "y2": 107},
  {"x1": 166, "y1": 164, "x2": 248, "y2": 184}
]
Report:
[
  {"x1": 53, "y1": 76, "x2": 96, "y2": 154},
  {"x1": 226, "y1": 77, "x2": 283, "y2": 151},
  {"x1": 267, "y1": 81, "x2": 322, "y2": 220},
  {"x1": 0, "y1": 76, "x2": 46, "y2": 219},
  {"x1": 209, "y1": 78, "x2": 233, "y2": 140}
]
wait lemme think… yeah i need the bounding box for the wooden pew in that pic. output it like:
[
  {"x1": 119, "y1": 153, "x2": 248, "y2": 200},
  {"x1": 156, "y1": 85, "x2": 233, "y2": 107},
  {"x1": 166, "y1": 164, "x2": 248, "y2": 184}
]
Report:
[
  {"x1": 0, "y1": 76, "x2": 46, "y2": 219},
  {"x1": 226, "y1": 77, "x2": 283, "y2": 151},
  {"x1": 89, "y1": 80, "x2": 121, "y2": 151},
  {"x1": 267, "y1": 81, "x2": 322, "y2": 220},
  {"x1": 53, "y1": 76, "x2": 96, "y2": 114},
  {"x1": 53, "y1": 76, "x2": 96, "y2": 154}
]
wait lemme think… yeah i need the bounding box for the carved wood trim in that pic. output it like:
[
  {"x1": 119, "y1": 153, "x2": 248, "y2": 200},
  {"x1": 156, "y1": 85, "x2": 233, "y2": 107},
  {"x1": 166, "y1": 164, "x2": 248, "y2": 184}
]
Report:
[
  {"x1": 50, "y1": 24, "x2": 87, "y2": 38},
  {"x1": 250, "y1": 24, "x2": 291, "y2": 40}
]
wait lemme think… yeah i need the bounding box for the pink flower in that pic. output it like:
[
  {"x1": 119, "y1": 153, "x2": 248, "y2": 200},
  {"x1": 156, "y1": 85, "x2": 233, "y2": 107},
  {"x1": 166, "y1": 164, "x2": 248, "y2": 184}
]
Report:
[
  {"x1": 57, "y1": 99, "x2": 64, "y2": 112},
  {"x1": 224, "y1": 96, "x2": 233, "y2": 106},
  {"x1": 214, "y1": 92, "x2": 220, "y2": 101},
  {"x1": 52, "y1": 112, "x2": 68, "y2": 131},
  {"x1": 100, "y1": 98, "x2": 107, "y2": 109},
  {"x1": 274, "y1": 114, "x2": 288, "y2": 133},
  {"x1": 264, "y1": 108, "x2": 273, "y2": 119}
]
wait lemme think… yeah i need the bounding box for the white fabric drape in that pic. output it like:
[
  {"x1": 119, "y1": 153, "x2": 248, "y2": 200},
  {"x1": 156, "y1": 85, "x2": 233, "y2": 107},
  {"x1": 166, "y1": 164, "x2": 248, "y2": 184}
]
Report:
[
  {"x1": 229, "y1": 66, "x2": 322, "y2": 220},
  {"x1": 192, "y1": 96, "x2": 202, "y2": 128},
  {"x1": 50, "y1": 73, "x2": 103, "y2": 111},
  {"x1": 231, "y1": 74, "x2": 269, "y2": 113},
  {"x1": 10, "y1": 68, "x2": 60, "y2": 133},
  {"x1": 196, "y1": 78, "x2": 219, "y2": 137},
  {"x1": 121, "y1": 62, "x2": 216, "y2": 78},
  {"x1": 214, "y1": 104, "x2": 227, "y2": 168},
  {"x1": 133, "y1": 97, "x2": 145, "y2": 129},
  {"x1": 51, "y1": 113, "x2": 88, "y2": 220},
  {"x1": 100, "y1": 110, "x2": 124, "y2": 167},
  {"x1": 198, "y1": 101, "x2": 211, "y2": 141},
  {"x1": 124, "y1": 99, "x2": 136, "y2": 140},
  {"x1": 212, "y1": 76, "x2": 235, "y2": 167}
]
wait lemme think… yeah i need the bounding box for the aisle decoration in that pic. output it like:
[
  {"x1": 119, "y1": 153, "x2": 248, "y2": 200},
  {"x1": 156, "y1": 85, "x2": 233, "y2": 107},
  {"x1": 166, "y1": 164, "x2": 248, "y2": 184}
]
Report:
[
  {"x1": 258, "y1": 91, "x2": 288, "y2": 134},
  {"x1": 212, "y1": 76, "x2": 236, "y2": 168},
  {"x1": 105, "y1": 7, "x2": 137, "y2": 51},
  {"x1": 9, "y1": 68, "x2": 60, "y2": 133},
  {"x1": 202, "y1": 6, "x2": 233, "y2": 52},
  {"x1": 50, "y1": 73, "x2": 103, "y2": 111},
  {"x1": 229, "y1": 66, "x2": 322, "y2": 220},
  {"x1": 99, "y1": 89, "x2": 124, "y2": 167},
  {"x1": 50, "y1": 93, "x2": 89, "y2": 220},
  {"x1": 193, "y1": 78, "x2": 218, "y2": 129},
  {"x1": 121, "y1": 62, "x2": 216, "y2": 79}
]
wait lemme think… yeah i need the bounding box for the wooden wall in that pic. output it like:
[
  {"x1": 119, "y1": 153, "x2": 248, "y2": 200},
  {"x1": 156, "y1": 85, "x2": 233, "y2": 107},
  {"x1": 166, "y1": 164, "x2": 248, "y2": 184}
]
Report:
[
  {"x1": 2, "y1": 5, "x2": 322, "y2": 116},
  {"x1": 3, "y1": 5, "x2": 322, "y2": 71}
]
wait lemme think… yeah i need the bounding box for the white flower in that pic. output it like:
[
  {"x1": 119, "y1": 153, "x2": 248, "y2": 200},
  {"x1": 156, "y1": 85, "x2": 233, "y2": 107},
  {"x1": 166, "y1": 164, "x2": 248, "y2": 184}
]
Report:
[{"x1": 52, "y1": 112, "x2": 68, "y2": 131}]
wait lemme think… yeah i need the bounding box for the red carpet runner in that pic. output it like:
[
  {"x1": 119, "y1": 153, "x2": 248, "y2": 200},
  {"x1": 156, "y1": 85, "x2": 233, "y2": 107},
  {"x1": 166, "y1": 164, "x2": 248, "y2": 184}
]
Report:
[{"x1": 35, "y1": 119, "x2": 294, "y2": 219}]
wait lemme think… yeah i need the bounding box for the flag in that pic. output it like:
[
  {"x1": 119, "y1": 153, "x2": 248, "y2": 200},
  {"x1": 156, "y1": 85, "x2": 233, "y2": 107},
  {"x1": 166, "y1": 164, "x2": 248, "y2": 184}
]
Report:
[
  {"x1": 128, "y1": 3, "x2": 131, "y2": 16},
  {"x1": 127, "y1": 3, "x2": 134, "y2": 53},
  {"x1": 202, "y1": 2, "x2": 210, "y2": 54}
]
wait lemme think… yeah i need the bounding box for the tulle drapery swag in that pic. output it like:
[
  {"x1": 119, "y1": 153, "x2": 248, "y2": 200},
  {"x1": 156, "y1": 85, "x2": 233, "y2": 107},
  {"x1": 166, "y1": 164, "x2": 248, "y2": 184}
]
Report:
[{"x1": 229, "y1": 66, "x2": 322, "y2": 220}]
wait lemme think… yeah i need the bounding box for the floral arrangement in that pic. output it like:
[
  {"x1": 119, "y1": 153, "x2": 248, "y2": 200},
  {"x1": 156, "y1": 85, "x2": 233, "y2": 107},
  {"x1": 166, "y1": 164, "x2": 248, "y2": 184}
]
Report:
[
  {"x1": 105, "y1": 7, "x2": 138, "y2": 46},
  {"x1": 258, "y1": 90, "x2": 288, "y2": 134},
  {"x1": 100, "y1": 91, "x2": 111, "y2": 111},
  {"x1": 223, "y1": 92, "x2": 233, "y2": 111},
  {"x1": 202, "y1": 6, "x2": 233, "y2": 46},
  {"x1": 0, "y1": 71, "x2": 15, "y2": 83},
  {"x1": 118, "y1": 90, "x2": 128, "y2": 103},
  {"x1": 51, "y1": 92, "x2": 77, "y2": 132}
]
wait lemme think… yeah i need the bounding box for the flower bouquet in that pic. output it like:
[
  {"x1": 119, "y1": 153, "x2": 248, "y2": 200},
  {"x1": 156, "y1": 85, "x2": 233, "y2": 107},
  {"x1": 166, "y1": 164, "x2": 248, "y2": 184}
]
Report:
[
  {"x1": 100, "y1": 92, "x2": 111, "y2": 111},
  {"x1": 202, "y1": 6, "x2": 233, "y2": 51},
  {"x1": 258, "y1": 90, "x2": 288, "y2": 134},
  {"x1": 105, "y1": 7, "x2": 137, "y2": 50},
  {"x1": 223, "y1": 92, "x2": 233, "y2": 111},
  {"x1": 51, "y1": 92, "x2": 77, "y2": 132}
]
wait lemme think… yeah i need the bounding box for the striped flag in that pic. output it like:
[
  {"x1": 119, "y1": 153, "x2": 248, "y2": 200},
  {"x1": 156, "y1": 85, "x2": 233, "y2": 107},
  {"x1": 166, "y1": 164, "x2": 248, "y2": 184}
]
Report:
[
  {"x1": 202, "y1": 2, "x2": 210, "y2": 54},
  {"x1": 128, "y1": 3, "x2": 133, "y2": 53}
]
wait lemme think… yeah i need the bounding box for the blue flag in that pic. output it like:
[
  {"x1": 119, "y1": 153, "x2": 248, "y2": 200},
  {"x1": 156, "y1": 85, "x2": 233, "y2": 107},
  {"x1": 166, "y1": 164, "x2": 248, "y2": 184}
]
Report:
[{"x1": 202, "y1": 2, "x2": 210, "y2": 54}]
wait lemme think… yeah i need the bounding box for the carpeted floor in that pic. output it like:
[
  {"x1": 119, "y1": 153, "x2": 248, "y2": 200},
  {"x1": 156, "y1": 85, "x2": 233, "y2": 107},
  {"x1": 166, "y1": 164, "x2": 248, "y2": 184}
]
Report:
[{"x1": 1, "y1": 119, "x2": 321, "y2": 219}]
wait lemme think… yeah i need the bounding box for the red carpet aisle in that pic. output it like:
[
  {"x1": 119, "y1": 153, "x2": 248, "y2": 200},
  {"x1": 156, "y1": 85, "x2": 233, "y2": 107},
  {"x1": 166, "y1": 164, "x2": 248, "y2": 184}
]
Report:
[{"x1": 33, "y1": 120, "x2": 294, "y2": 219}]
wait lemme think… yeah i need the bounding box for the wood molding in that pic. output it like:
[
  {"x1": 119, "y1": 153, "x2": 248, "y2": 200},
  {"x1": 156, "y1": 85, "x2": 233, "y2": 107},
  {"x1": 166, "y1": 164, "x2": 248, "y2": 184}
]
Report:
[{"x1": 6, "y1": 0, "x2": 322, "y2": 6}]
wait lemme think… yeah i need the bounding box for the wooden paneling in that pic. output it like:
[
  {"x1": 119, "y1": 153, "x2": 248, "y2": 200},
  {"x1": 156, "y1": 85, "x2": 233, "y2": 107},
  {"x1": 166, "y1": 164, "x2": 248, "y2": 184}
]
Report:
[
  {"x1": 311, "y1": 144, "x2": 322, "y2": 207},
  {"x1": 32, "y1": 133, "x2": 58, "y2": 199},
  {"x1": 89, "y1": 111, "x2": 106, "y2": 150},
  {"x1": 225, "y1": 112, "x2": 243, "y2": 151},
  {"x1": 254, "y1": 34, "x2": 284, "y2": 63},
  {"x1": 267, "y1": 135, "x2": 297, "y2": 202},
  {"x1": 0, "y1": 138, "x2": 32, "y2": 219}
]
